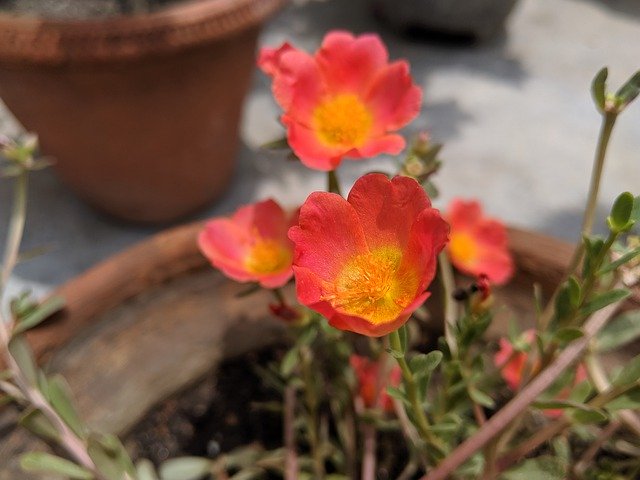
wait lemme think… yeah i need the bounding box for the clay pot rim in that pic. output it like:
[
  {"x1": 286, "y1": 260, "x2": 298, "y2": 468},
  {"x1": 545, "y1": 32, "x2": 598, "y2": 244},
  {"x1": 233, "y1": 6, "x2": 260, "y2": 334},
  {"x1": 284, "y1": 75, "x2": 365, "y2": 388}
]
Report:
[
  {"x1": 20, "y1": 223, "x2": 577, "y2": 365},
  {"x1": 0, "y1": 0, "x2": 287, "y2": 64}
]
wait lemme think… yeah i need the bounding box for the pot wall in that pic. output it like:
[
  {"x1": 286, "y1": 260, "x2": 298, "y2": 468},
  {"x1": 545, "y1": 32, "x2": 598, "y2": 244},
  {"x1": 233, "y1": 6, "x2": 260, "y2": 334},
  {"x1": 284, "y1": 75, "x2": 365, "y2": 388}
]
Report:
[{"x1": 0, "y1": 29, "x2": 257, "y2": 222}]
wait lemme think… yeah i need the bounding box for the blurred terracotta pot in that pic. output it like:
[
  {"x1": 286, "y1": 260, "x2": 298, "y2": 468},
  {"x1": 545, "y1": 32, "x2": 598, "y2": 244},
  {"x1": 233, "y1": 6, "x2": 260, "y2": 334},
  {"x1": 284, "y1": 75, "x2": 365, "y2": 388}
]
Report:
[{"x1": 0, "y1": 0, "x2": 285, "y2": 223}]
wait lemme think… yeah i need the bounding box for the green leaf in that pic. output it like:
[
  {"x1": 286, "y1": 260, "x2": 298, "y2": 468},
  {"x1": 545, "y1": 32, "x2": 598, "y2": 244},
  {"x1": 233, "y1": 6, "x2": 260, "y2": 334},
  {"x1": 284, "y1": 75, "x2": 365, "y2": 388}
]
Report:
[
  {"x1": 13, "y1": 296, "x2": 65, "y2": 335},
  {"x1": 605, "y1": 385, "x2": 640, "y2": 411},
  {"x1": 468, "y1": 387, "x2": 495, "y2": 408},
  {"x1": 8, "y1": 336, "x2": 37, "y2": 385},
  {"x1": 279, "y1": 347, "x2": 299, "y2": 377},
  {"x1": 615, "y1": 70, "x2": 640, "y2": 109},
  {"x1": 159, "y1": 457, "x2": 212, "y2": 480},
  {"x1": 19, "y1": 408, "x2": 59, "y2": 442},
  {"x1": 571, "y1": 408, "x2": 609, "y2": 424},
  {"x1": 608, "y1": 192, "x2": 635, "y2": 233},
  {"x1": 596, "y1": 311, "x2": 640, "y2": 352},
  {"x1": 409, "y1": 351, "x2": 443, "y2": 375},
  {"x1": 500, "y1": 455, "x2": 566, "y2": 480},
  {"x1": 598, "y1": 246, "x2": 640, "y2": 275},
  {"x1": 567, "y1": 276, "x2": 581, "y2": 307},
  {"x1": 591, "y1": 67, "x2": 608, "y2": 113},
  {"x1": 386, "y1": 386, "x2": 407, "y2": 402},
  {"x1": 579, "y1": 289, "x2": 630, "y2": 318},
  {"x1": 569, "y1": 380, "x2": 593, "y2": 403},
  {"x1": 612, "y1": 353, "x2": 640, "y2": 387},
  {"x1": 429, "y1": 421, "x2": 460, "y2": 434},
  {"x1": 554, "y1": 284, "x2": 574, "y2": 322},
  {"x1": 229, "y1": 469, "x2": 266, "y2": 480},
  {"x1": 605, "y1": 386, "x2": 640, "y2": 412},
  {"x1": 385, "y1": 347, "x2": 404, "y2": 359},
  {"x1": 87, "y1": 434, "x2": 134, "y2": 480},
  {"x1": 298, "y1": 327, "x2": 317, "y2": 346},
  {"x1": 10, "y1": 291, "x2": 37, "y2": 318},
  {"x1": 20, "y1": 452, "x2": 93, "y2": 479},
  {"x1": 48, "y1": 374, "x2": 85, "y2": 438},
  {"x1": 554, "y1": 327, "x2": 584, "y2": 345},
  {"x1": 137, "y1": 459, "x2": 159, "y2": 480},
  {"x1": 533, "y1": 398, "x2": 593, "y2": 411}
]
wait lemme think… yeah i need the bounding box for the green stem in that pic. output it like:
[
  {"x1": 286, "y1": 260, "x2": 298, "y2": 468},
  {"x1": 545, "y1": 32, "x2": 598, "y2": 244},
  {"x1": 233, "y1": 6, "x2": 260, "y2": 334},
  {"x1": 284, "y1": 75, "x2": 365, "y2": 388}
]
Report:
[
  {"x1": 389, "y1": 330, "x2": 439, "y2": 451},
  {"x1": 0, "y1": 170, "x2": 27, "y2": 300},
  {"x1": 438, "y1": 253, "x2": 458, "y2": 356},
  {"x1": 300, "y1": 346, "x2": 325, "y2": 479},
  {"x1": 0, "y1": 170, "x2": 104, "y2": 477},
  {"x1": 582, "y1": 112, "x2": 618, "y2": 236},
  {"x1": 566, "y1": 111, "x2": 618, "y2": 275},
  {"x1": 539, "y1": 111, "x2": 618, "y2": 332},
  {"x1": 327, "y1": 170, "x2": 342, "y2": 196}
]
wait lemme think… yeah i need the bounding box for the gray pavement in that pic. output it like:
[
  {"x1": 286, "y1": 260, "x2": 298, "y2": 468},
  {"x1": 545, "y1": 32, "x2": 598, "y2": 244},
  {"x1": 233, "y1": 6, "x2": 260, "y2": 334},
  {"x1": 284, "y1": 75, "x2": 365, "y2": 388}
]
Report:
[{"x1": 1, "y1": 0, "x2": 640, "y2": 299}]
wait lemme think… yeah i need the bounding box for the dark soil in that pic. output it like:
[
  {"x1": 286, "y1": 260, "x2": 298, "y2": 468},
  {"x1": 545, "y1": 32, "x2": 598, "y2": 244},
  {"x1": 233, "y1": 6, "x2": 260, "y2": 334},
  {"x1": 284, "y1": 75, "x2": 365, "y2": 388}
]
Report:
[
  {"x1": 125, "y1": 346, "x2": 284, "y2": 465},
  {"x1": 0, "y1": 0, "x2": 188, "y2": 19},
  {"x1": 124, "y1": 344, "x2": 414, "y2": 478}
]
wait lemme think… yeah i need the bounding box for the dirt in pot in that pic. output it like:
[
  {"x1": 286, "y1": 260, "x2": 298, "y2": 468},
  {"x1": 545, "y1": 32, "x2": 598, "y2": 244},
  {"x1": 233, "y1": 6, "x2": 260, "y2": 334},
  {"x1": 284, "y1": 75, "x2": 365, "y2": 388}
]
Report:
[
  {"x1": 0, "y1": 0, "x2": 187, "y2": 19},
  {"x1": 124, "y1": 347, "x2": 285, "y2": 465},
  {"x1": 124, "y1": 344, "x2": 412, "y2": 479}
]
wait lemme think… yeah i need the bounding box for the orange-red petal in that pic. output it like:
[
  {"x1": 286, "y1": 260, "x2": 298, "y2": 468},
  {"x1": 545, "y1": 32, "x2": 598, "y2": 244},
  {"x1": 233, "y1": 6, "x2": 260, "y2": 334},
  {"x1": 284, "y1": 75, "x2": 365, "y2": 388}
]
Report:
[
  {"x1": 316, "y1": 31, "x2": 388, "y2": 93},
  {"x1": 258, "y1": 31, "x2": 422, "y2": 170},
  {"x1": 290, "y1": 174, "x2": 448, "y2": 337},
  {"x1": 347, "y1": 174, "x2": 432, "y2": 250},
  {"x1": 446, "y1": 198, "x2": 514, "y2": 285},
  {"x1": 365, "y1": 61, "x2": 422, "y2": 132},
  {"x1": 198, "y1": 199, "x2": 295, "y2": 288}
]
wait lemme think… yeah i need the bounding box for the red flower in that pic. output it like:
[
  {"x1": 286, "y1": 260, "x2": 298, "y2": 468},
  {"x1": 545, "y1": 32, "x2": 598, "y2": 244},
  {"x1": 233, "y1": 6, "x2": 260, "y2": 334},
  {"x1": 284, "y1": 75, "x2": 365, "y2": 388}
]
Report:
[
  {"x1": 258, "y1": 31, "x2": 422, "y2": 171},
  {"x1": 446, "y1": 199, "x2": 514, "y2": 285},
  {"x1": 494, "y1": 330, "x2": 588, "y2": 418},
  {"x1": 350, "y1": 354, "x2": 402, "y2": 412},
  {"x1": 289, "y1": 173, "x2": 449, "y2": 337},
  {"x1": 198, "y1": 199, "x2": 296, "y2": 288},
  {"x1": 494, "y1": 330, "x2": 537, "y2": 391}
]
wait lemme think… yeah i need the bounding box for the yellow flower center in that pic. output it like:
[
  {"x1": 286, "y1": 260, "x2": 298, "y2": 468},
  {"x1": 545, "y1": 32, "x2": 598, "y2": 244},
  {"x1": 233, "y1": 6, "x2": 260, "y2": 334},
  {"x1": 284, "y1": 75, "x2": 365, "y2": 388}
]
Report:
[
  {"x1": 313, "y1": 94, "x2": 373, "y2": 147},
  {"x1": 326, "y1": 246, "x2": 418, "y2": 324},
  {"x1": 245, "y1": 238, "x2": 292, "y2": 275},
  {"x1": 449, "y1": 232, "x2": 478, "y2": 266}
]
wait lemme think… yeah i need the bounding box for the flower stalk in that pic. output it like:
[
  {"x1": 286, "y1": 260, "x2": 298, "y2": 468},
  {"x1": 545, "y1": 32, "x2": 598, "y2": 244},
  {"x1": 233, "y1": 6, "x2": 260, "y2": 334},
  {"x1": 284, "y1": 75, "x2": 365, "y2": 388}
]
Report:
[
  {"x1": 388, "y1": 329, "x2": 444, "y2": 459},
  {"x1": 0, "y1": 167, "x2": 103, "y2": 478}
]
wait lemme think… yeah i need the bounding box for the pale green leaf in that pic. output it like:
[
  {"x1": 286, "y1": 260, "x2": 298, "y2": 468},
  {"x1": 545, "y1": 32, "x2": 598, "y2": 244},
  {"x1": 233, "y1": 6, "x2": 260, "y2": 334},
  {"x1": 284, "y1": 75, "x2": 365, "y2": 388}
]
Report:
[
  {"x1": 20, "y1": 452, "x2": 93, "y2": 479},
  {"x1": 596, "y1": 311, "x2": 640, "y2": 352},
  {"x1": 159, "y1": 457, "x2": 212, "y2": 480}
]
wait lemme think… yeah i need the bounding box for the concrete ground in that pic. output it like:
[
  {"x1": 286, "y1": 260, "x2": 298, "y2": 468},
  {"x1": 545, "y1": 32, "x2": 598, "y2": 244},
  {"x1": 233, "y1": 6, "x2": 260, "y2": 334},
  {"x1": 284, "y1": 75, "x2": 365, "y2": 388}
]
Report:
[{"x1": 1, "y1": 0, "x2": 640, "y2": 299}]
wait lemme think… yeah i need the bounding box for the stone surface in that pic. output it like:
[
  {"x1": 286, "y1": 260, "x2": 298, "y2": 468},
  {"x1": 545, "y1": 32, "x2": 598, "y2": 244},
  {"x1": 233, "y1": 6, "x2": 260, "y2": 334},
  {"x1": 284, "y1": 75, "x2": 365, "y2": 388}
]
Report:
[{"x1": 2, "y1": 0, "x2": 640, "y2": 298}]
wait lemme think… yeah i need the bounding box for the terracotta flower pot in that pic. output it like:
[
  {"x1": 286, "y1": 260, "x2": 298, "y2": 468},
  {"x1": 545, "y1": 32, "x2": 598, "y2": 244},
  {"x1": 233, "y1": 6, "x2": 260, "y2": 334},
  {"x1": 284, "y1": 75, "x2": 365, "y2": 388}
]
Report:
[{"x1": 0, "y1": 0, "x2": 285, "y2": 223}]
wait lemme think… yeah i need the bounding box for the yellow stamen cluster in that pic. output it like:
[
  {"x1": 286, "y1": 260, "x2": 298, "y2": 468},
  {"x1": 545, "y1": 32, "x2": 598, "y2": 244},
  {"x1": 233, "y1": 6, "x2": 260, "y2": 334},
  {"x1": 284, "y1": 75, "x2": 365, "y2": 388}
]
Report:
[
  {"x1": 327, "y1": 246, "x2": 418, "y2": 324},
  {"x1": 245, "y1": 237, "x2": 291, "y2": 275},
  {"x1": 313, "y1": 94, "x2": 373, "y2": 147}
]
